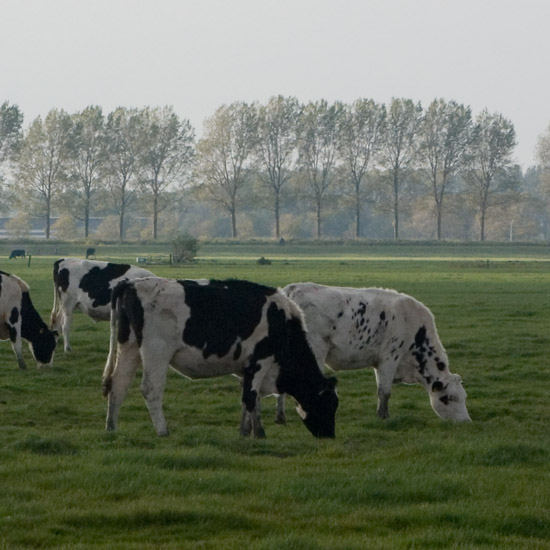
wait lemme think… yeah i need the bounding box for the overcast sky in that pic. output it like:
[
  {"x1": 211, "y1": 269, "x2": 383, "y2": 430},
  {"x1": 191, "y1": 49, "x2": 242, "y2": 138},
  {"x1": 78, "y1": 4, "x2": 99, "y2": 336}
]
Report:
[{"x1": 1, "y1": 0, "x2": 549, "y2": 168}]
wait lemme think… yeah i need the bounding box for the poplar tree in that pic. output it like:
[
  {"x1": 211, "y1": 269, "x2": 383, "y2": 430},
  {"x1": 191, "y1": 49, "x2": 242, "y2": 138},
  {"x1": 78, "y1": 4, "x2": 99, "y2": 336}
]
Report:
[
  {"x1": 379, "y1": 98, "x2": 422, "y2": 240},
  {"x1": 139, "y1": 106, "x2": 195, "y2": 239},
  {"x1": 466, "y1": 110, "x2": 517, "y2": 241},
  {"x1": 419, "y1": 99, "x2": 472, "y2": 240},
  {"x1": 17, "y1": 109, "x2": 71, "y2": 238},
  {"x1": 297, "y1": 100, "x2": 344, "y2": 239},
  {"x1": 195, "y1": 102, "x2": 257, "y2": 238},
  {"x1": 338, "y1": 99, "x2": 386, "y2": 238},
  {"x1": 65, "y1": 106, "x2": 107, "y2": 238},
  {"x1": 255, "y1": 95, "x2": 300, "y2": 238},
  {"x1": 103, "y1": 107, "x2": 142, "y2": 240}
]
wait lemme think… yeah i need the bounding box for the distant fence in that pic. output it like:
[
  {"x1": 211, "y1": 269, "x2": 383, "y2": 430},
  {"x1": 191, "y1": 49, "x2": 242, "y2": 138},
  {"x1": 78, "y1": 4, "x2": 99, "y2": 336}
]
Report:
[{"x1": 136, "y1": 254, "x2": 173, "y2": 265}]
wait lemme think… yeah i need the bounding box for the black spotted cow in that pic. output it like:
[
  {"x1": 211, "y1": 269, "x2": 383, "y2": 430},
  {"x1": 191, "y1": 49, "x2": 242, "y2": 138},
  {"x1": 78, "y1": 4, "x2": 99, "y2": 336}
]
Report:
[
  {"x1": 50, "y1": 258, "x2": 155, "y2": 352},
  {"x1": 85, "y1": 247, "x2": 96, "y2": 259},
  {"x1": 279, "y1": 283, "x2": 470, "y2": 422},
  {"x1": 102, "y1": 278, "x2": 338, "y2": 439},
  {"x1": 0, "y1": 270, "x2": 57, "y2": 369}
]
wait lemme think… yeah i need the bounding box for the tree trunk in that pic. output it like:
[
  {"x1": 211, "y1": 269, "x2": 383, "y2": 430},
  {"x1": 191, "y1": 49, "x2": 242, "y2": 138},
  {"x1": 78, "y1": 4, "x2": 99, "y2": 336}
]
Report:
[
  {"x1": 479, "y1": 207, "x2": 486, "y2": 242},
  {"x1": 153, "y1": 193, "x2": 158, "y2": 240},
  {"x1": 119, "y1": 204, "x2": 125, "y2": 241},
  {"x1": 316, "y1": 200, "x2": 322, "y2": 239},
  {"x1": 45, "y1": 198, "x2": 51, "y2": 239},
  {"x1": 231, "y1": 209, "x2": 238, "y2": 238},
  {"x1": 355, "y1": 187, "x2": 361, "y2": 239},
  {"x1": 274, "y1": 192, "x2": 280, "y2": 238},
  {"x1": 393, "y1": 171, "x2": 399, "y2": 241},
  {"x1": 84, "y1": 201, "x2": 90, "y2": 239}
]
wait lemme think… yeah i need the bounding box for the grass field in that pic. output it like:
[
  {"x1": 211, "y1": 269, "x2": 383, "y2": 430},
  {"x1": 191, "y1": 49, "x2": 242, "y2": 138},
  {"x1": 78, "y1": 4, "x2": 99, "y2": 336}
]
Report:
[{"x1": 1, "y1": 242, "x2": 549, "y2": 549}]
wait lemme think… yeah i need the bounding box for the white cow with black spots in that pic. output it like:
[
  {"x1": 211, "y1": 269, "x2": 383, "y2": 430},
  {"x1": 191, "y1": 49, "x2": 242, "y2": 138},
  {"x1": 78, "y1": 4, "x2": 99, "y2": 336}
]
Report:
[
  {"x1": 50, "y1": 258, "x2": 155, "y2": 352},
  {"x1": 279, "y1": 282, "x2": 470, "y2": 422},
  {"x1": 0, "y1": 270, "x2": 57, "y2": 369}
]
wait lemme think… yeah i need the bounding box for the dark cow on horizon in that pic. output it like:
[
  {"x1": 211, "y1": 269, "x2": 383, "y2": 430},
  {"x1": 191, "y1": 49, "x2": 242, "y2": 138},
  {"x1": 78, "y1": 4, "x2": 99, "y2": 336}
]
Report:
[
  {"x1": 102, "y1": 278, "x2": 339, "y2": 439},
  {"x1": 85, "y1": 248, "x2": 96, "y2": 259},
  {"x1": 9, "y1": 249, "x2": 25, "y2": 259},
  {"x1": 0, "y1": 270, "x2": 57, "y2": 369},
  {"x1": 279, "y1": 283, "x2": 470, "y2": 422},
  {"x1": 50, "y1": 258, "x2": 155, "y2": 352}
]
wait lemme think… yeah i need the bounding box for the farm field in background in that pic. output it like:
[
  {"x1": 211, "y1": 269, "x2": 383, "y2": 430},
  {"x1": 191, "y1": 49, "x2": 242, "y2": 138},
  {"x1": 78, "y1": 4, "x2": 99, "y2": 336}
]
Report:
[{"x1": 0, "y1": 242, "x2": 549, "y2": 549}]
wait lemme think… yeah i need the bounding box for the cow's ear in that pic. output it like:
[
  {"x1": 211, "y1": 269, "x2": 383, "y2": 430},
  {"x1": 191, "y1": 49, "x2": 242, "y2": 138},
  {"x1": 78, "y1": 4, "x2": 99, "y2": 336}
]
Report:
[
  {"x1": 326, "y1": 376, "x2": 338, "y2": 389},
  {"x1": 432, "y1": 380, "x2": 444, "y2": 392}
]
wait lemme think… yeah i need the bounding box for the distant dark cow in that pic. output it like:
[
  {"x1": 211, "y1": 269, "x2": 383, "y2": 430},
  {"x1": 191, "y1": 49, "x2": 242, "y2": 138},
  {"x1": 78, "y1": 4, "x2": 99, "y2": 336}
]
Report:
[
  {"x1": 0, "y1": 270, "x2": 57, "y2": 369},
  {"x1": 9, "y1": 249, "x2": 25, "y2": 259},
  {"x1": 85, "y1": 248, "x2": 96, "y2": 259},
  {"x1": 50, "y1": 258, "x2": 155, "y2": 352},
  {"x1": 102, "y1": 278, "x2": 338, "y2": 438},
  {"x1": 279, "y1": 283, "x2": 470, "y2": 422}
]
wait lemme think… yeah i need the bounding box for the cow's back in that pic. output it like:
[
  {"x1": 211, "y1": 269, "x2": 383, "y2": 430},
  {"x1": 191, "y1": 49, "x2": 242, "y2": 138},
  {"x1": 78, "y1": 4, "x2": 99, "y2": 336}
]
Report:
[
  {"x1": 0, "y1": 271, "x2": 23, "y2": 321},
  {"x1": 283, "y1": 283, "x2": 437, "y2": 371},
  {"x1": 54, "y1": 257, "x2": 154, "y2": 318}
]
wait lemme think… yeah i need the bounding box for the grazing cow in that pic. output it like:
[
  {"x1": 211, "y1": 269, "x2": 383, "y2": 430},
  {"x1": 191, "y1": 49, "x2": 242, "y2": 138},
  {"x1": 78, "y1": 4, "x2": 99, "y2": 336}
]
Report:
[
  {"x1": 50, "y1": 258, "x2": 155, "y2": 352},
  {"x1": 9, "y1": 249, "x2": 25, "y2": 259},
  {"x1": 102, "y1": 278, "x2": 338, "y2": 439},
  {"x1": 279, "y1": 283, "x2": 470, "y2": 422},
  {"x1": 85, "y1": 247, "x2": 96, "y2": 259},
  {"x1": 0, "y1": 270, "x2": 57, "y2": 369}
]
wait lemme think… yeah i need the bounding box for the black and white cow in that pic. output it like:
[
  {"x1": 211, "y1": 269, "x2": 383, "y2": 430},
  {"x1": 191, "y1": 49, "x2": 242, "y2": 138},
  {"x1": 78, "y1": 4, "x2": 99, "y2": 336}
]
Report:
[
  {"x1": 279, "y1": 283, "x2": 470, "y2": 422},
  {"x1": 50, "y1": 258, "x2": 155, "y2": 352},
  {"x1": 102, "y1": 278, "x2": 338, "y2": 438},
  {"x1": 0, "y1": 270, "x2": 57, "y2": 369}
]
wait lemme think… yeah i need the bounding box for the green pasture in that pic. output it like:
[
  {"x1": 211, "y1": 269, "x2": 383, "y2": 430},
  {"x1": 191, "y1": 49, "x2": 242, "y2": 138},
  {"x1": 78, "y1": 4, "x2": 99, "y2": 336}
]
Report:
[{"x1": 0, "y1": 243, "x2": 549, "y2": 549}]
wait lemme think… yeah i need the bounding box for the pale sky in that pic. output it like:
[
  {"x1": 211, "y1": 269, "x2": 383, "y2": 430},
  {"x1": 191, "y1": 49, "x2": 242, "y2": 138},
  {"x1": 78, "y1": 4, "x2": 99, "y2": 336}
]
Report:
[{"x1": 1, "y1": 0, "x2": 549, "y2": 168}]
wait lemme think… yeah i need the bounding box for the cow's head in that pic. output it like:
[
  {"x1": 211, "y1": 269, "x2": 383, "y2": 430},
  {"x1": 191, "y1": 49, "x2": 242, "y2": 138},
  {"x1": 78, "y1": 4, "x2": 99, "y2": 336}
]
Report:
[
  {"x1": 296, "y1": 376, "x2": 338, "y2": 438},
  {"x1": 429, "y1": 374, "x2": 470, "y2": 421},
  {"x1": 29, "y1": 327, "x2": 58, "y2": 368}
]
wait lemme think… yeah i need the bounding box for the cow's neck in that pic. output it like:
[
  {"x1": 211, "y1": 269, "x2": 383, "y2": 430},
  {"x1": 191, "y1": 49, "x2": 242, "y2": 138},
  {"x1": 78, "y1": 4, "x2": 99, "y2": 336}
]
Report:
[{"x1": 20, "y1": 292, "x2": 47, "y2": 342}]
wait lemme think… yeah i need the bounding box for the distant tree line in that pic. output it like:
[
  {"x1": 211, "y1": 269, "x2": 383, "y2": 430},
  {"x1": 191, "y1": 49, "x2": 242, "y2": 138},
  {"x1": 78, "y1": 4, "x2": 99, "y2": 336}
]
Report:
[{"x1": 1, "y1": 96, "x2": 549, "y2": 242}]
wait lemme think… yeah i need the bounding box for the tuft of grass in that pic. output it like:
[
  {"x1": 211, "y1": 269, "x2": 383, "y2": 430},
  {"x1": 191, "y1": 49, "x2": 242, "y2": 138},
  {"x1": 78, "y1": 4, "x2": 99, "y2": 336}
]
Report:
[{"x1": 13, "y1": 435, "x2": 79, "y2": 456}]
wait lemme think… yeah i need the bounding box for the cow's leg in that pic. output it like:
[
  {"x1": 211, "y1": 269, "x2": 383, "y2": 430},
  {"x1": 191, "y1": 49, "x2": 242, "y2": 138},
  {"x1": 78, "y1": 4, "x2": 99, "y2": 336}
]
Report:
[
  {"x1": 105, "y1": 343, "x2": 140, "y2": 431},
  {"x1": 374, "y1": 363, "x2": 397, "y2": 419},
  {"x1": 240, "y1": 363, "x2": 267, "y2": 438},
  {"x1": 275, "y1": 394, "x2": 286, "y2": 424},
  {"x1": 240, "y1": 395, "x2": 265, "y2": 439},
  {"x1": 240, "y1": 403, "x2": 252, "y2": 437},
  {"x1": 60, "y1": 309, "x2": 73, "y2": 352},
  {"x1": 9, "y1": 329, "x2": 26, "y2": 370},
  {"x1": 140, "y1": 352, "x2": 171, "y2": 437}
]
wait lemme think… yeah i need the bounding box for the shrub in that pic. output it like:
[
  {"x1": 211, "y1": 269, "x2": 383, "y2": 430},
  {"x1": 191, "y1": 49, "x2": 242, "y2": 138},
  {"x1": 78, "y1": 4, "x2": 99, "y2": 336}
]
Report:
[{"x1": 172, "y1": 233, "x2": 199, "y2": 263}]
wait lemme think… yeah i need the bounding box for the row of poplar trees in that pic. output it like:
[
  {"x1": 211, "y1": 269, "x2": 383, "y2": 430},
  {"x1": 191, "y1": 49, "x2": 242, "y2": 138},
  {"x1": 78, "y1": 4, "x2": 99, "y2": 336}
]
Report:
[{"x1": 0, "y1": 97, "x2": 518, "y2": 241}]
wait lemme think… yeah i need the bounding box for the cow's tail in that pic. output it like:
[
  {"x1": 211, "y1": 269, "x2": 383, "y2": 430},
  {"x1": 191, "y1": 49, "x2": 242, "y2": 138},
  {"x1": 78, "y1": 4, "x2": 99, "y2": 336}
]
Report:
[
  {"x1": 50, "y1": 261, "x2": 63, "y2": 329},
  {"x1": 101, "y1": 282, "x2": 126, "y2": 397}
]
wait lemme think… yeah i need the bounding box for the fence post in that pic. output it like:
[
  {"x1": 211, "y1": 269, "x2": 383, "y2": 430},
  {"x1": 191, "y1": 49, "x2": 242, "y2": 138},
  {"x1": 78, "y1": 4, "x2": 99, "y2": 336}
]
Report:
[{"x1": 27, "y1": 255, "x2": 32, "y2": 267}]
